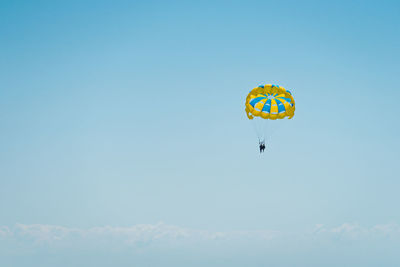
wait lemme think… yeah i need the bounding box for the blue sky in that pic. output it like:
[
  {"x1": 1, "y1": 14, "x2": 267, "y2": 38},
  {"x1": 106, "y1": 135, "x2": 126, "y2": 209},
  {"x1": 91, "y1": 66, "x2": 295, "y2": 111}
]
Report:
[{"x1": 1, "y1": 0, "x2": 399, "y2": 266}]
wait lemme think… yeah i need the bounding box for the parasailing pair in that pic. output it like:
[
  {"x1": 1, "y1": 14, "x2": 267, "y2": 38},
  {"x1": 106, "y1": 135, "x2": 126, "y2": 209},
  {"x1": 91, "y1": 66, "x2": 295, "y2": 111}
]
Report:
[{"x1": 245, "y1": 84, "x2": 295, "y2": 153}]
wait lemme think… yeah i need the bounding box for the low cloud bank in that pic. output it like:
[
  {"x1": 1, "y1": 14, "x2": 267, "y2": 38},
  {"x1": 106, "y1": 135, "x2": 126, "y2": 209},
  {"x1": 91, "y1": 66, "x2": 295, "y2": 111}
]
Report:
[
  {"x1": 1, "y1": 223, "x2": 400, "y2": 267},
  {"x1": 0, "y1": 222, "x2": 399, "y2": 248}
]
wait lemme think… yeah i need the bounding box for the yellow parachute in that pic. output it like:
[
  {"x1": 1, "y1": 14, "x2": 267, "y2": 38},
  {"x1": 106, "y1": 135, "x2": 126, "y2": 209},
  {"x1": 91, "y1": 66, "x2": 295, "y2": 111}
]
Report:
[
  {"x1": 245, "y1": 84, "x2": 295, "y2": 120},
  {"x1": 245, "y1": 84, "x2": 295, "y2": 152}
]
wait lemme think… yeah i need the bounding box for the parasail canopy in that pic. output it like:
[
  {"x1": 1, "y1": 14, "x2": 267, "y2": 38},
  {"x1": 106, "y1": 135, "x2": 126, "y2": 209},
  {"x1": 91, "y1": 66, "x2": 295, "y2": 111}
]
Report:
[{"x1": 245, "y1": 84, "x2": 295, "y2": 120}]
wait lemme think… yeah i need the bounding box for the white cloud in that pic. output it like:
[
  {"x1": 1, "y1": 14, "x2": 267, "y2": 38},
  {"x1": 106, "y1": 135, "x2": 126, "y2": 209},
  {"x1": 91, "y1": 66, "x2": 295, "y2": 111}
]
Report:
[
  {"x1": 1, "y1": 222, "x2": 399, "y2": 248},
  {"x1": 312, "y1": 222, "x2": 400, "y2": 240},
  {"x1": 14, "y1": 223, "x2": 81, "y2": 242},
  {"x1": 9, "y1": 222, "x2": 280, "y2": 243}
]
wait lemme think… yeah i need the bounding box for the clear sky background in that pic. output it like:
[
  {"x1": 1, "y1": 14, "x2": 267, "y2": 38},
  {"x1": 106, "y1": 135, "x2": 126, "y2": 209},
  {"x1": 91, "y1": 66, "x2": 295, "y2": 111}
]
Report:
[{"x1": 1, "y1": 0, "x2": 399, "y2": 266}]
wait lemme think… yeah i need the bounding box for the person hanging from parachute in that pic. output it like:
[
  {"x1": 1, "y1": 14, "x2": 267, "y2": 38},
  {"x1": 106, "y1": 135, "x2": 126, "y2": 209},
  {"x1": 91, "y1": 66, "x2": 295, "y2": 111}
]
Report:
[
  {"x1": 245, "y1": 84, "x2": 295, "y2": 153},
  {"x1": 259, "y1": 140, "x2": 266, "y2": 153}
]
